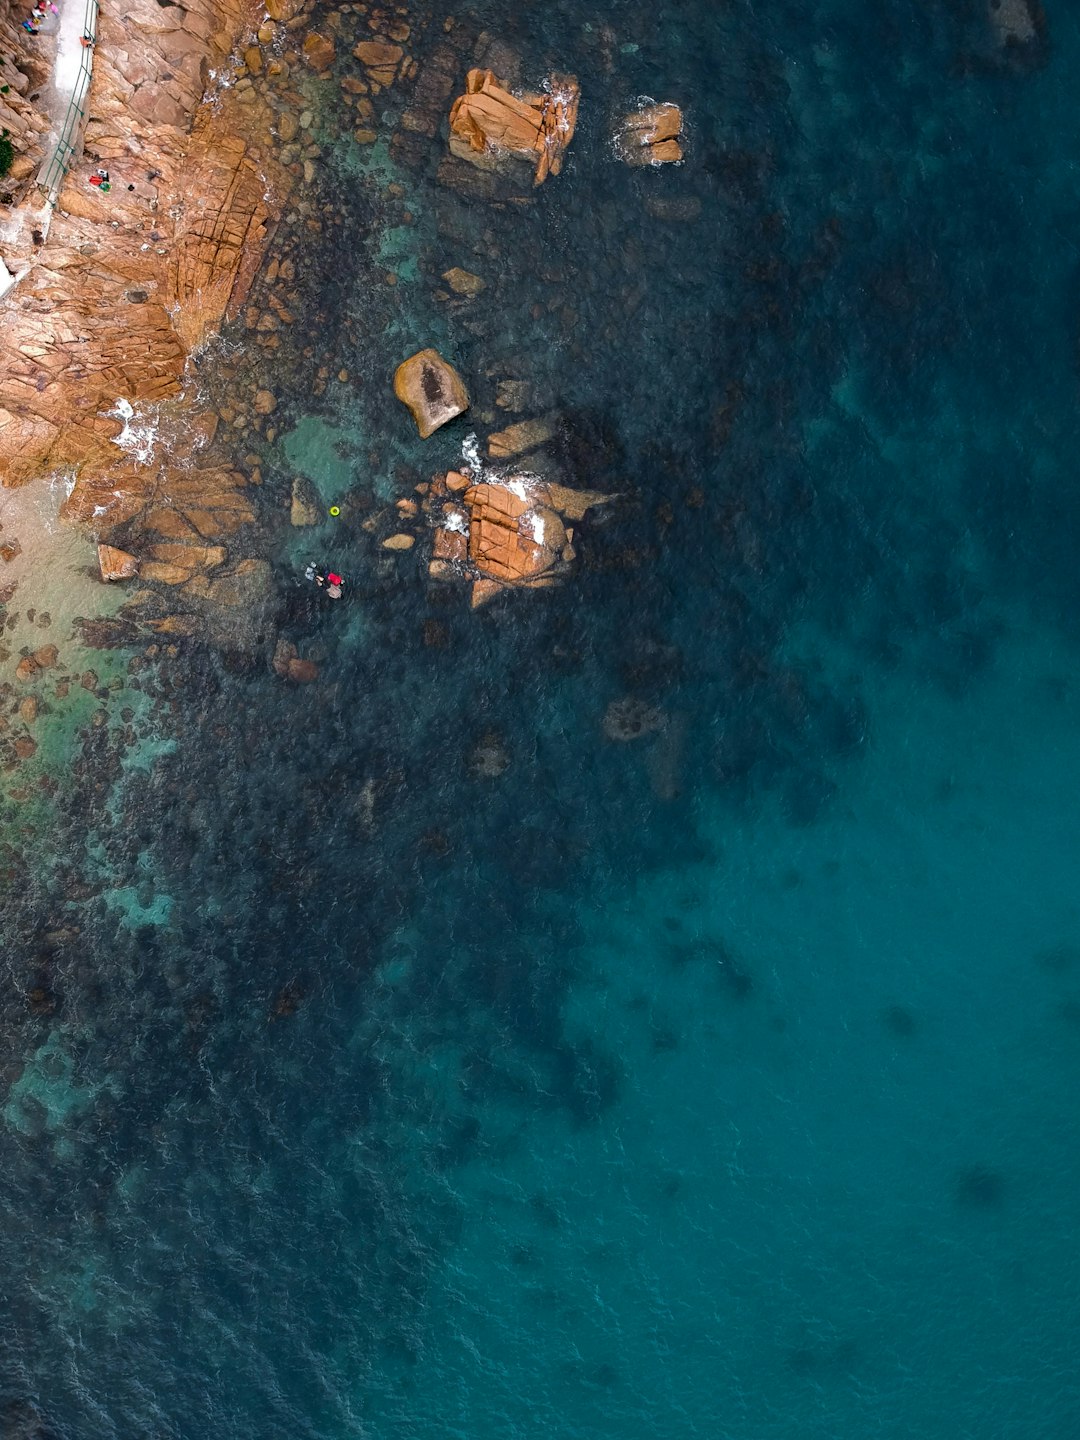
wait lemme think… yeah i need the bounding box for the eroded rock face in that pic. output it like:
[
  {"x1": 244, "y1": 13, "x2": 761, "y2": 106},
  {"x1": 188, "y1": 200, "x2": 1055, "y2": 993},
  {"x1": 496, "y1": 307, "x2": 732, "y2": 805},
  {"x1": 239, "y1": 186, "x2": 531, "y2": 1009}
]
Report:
[
  {"x1": 393, "y1": 349, "x2": 470, "y2": 438},
  {"x1": 615, "y1": 103, "x2": 685, "y2": 166},
  {"x1": 448, "y1": 68, "x2": 580, "y2": 185}
]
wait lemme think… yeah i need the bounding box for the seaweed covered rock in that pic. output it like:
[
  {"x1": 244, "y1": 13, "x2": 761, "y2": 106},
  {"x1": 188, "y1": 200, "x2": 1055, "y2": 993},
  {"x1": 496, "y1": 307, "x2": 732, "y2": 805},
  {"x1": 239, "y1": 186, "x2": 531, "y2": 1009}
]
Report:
[
  {"x1": 393, "y1": 349, "x2": 470, "y2": 438},
  {"x1": 615, "y1": 102, "x2": 685, "y2": 165},
  {"x1": 448, "y1": 68, "x2": 580, "y2": 185}
]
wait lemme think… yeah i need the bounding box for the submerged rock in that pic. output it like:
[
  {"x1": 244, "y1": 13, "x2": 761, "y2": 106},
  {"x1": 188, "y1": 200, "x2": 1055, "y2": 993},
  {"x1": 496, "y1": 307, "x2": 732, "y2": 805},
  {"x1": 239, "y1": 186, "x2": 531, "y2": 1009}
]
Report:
[
  {"x1": 290, "y1": 476, "x2": 321, "y2": 527},
  {"x1": 272, "y1": 638, "x2": 319, "y2": 683},
  {"x1": 488, "y1": 415, "x2": 556, "y2": 460},
  {"x1": 442, "y1": 267, "x2": 487, "y2": 297},
  {"x1": 615, "y1": 102, "x2": 685, "y2": 165},
  {"x1": 303, "y1": 34, "x2": 336, "y2": 73},
  {"x1": 97, "y1": 544, "x2": 140, "y2": 582},
  {"x1": 602, "y1": 698, "x2": 668, "y2": 742},
  {"x1": 448, "y1": 68, "x2": 580, "y2": 185},
  {"x1": 468, "y1": 730, "x2": 511, "y2": 778},
  {"x1": 393, "y1": 349, "x2": 470, "y2": 438}
]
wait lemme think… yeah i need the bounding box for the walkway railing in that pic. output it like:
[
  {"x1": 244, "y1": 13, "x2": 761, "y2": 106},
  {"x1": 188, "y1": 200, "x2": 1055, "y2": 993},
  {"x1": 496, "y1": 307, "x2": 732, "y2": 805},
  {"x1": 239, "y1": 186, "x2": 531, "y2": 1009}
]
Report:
[{"x1": 37, "y1": 0, "x2": 99, "y2": 203}]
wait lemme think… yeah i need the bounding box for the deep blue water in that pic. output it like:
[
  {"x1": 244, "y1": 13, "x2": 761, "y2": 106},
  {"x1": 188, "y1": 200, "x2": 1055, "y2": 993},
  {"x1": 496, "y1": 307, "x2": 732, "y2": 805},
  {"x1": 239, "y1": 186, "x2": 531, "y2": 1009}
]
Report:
[{"x1": 4, "y1": 0, "x2": 1080, "y2": 1435}]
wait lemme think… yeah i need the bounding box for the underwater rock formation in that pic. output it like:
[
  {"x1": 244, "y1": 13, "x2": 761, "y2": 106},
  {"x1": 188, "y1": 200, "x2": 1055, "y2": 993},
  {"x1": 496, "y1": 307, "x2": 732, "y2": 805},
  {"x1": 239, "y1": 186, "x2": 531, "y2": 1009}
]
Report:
[
  {"x1": 393, "y1": 349, "x2": 470, "y2": 438},
  {"x1": 602, "y1": 698, "x2": 668, "y2": 742},
  {"x1": 448, "y1": 68, "x2": 580, "y2": 185},
  {"x1": 615, "y1": 103, "x2": 685, "y2": 165}
]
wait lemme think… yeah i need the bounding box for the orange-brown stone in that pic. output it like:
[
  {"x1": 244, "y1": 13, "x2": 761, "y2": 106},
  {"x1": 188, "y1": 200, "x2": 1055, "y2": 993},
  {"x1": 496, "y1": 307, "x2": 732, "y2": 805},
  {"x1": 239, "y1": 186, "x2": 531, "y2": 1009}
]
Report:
[
  {"x1": 448, "y1": 68, "x2": 579, "y2": 185},
  {"x1": 393, "y1": 349, "x2": 470, "y2": 438},
  {"x1": 303, "y1": 34, "x2": 337, "y2": 73},
  {"x1": 616, "y1": 103, "x2": 685, "y2": 165},
  {"x1": 98, "y1": 544, "x2": 140, "y2": 582}
]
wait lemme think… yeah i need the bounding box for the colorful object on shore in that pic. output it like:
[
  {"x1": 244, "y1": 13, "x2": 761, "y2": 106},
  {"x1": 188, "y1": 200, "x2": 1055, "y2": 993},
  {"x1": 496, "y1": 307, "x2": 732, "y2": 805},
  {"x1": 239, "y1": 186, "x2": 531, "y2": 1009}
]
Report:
[{"x1": 448, "y1": 68, "x2": 580, "y2": 185}]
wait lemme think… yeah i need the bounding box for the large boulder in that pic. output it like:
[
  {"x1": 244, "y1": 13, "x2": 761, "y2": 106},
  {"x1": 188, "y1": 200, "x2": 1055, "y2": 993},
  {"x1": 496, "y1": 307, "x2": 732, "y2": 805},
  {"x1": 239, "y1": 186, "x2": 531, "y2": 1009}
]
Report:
[
  {"x1": 615, "y1": 103, "x2": 685, "y2": 166},
  {"x1": 448, "y1": 68, "x2": 579, "y2": 184},
  {"x1": 465, "y1": 483, "x2": 566, "y2": 583},
  {"x1": 393, "y1": 349, "x2": 470, "y2": 438}
]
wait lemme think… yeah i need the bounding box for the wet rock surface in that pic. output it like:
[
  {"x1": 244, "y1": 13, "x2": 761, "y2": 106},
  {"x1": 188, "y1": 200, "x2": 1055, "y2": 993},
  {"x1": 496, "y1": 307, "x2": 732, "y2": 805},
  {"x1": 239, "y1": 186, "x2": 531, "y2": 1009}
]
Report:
[
  {"x1": 394, "y1": 348, "x2": 471, "y2": 438},
  {"x1": 449, "y1": 67, "x2": 580, "y2": 184}
]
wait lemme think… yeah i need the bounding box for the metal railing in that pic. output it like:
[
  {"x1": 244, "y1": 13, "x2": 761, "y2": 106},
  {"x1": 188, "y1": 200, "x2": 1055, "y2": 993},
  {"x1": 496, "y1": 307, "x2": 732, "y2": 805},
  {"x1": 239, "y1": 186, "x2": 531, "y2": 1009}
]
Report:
[{"x1": 37, "y1": 0, "x2": 99, "y2": 202}]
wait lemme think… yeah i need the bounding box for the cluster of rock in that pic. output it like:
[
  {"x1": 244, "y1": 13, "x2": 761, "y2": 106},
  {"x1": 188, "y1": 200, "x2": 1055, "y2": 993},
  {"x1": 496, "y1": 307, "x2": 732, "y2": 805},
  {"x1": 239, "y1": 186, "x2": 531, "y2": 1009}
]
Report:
[
  {"x1": 448, "y1": 67, "x2": 580, "y2": 185},
  {"x1": 387, "y1": 345, "x2": 614, "y2": 605},
  {"x1": 422, "y1": 467, "x2": 611, "y2": 609}
]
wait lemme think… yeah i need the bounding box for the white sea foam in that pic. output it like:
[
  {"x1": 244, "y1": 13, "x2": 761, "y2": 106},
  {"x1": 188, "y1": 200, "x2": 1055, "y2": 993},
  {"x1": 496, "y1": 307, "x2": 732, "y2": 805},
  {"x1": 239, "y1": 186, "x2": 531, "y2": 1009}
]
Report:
[
  {"x1": 461, "y1": 431, "x2": 484, "y2": 477},
  {"x1": 107, "y1": 398, "x2": 159, "y2": 466}
]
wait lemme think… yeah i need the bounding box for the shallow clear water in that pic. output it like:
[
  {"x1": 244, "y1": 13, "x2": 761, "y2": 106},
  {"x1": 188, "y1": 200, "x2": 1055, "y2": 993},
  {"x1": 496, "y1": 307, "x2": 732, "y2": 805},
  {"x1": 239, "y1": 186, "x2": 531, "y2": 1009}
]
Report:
[{"x1": 4, "y1": 0, "x2": 1080, "y2": 1435}]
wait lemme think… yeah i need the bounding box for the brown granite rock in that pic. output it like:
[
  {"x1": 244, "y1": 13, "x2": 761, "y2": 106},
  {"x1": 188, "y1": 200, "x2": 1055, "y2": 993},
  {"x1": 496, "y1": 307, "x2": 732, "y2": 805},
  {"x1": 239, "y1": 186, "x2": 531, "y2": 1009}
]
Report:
[
  {"x1": 465, "y1": 483, "x2": 562, "y2": 583},
  {"x1": 185, "y1": 558, "x2": 272, "y2": 607},
  {"x1": 488, "y1": 415, "x2": 556, "y2": 459},
  {"x1": 393, "y1": 349, "x2": 470, "y2": 438},
  {"x1": 443, "y1": 267, "x2": 486, "y2": 296},
  {"x1": 32, "y1": 644, "x2": 58, "y2": 669},
  {"x1": 382, "y1": 533, "x2": 416, "y2": 551},
  {"x1": 142, "y1": 561, "x2": 194, "y2": 585},
  {"x1": 353, "y1": 39, "x2": 403, "y2": 87},
  {"x1": 98, "y1": 544, "x2": 140, "y2": 581},
  {"x1": 448, "y1": 68, "x2": 579, "y2": 184},
  {"x1": 616, "y1": 103, "x2": 685, "y2": 165},
  {"x1": 432, "y1": 527, "x2": 468, "y2": 564},
  {"x1": 287, "y1": 656, "x2": 320, "y2": 683},
  {"x1": 303, "y1": 34, "x2": 337, "y2": 72}
]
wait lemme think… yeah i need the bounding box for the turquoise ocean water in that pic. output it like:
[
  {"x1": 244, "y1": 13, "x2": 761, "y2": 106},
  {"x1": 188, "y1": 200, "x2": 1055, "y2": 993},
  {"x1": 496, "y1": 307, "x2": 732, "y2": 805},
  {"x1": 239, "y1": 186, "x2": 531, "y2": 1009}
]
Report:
[{"x1": 3, "y1": 1, "x2": 1080, "y2": 1435}]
